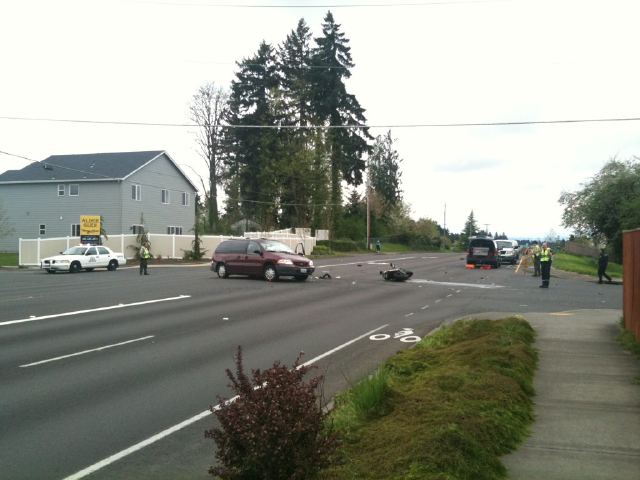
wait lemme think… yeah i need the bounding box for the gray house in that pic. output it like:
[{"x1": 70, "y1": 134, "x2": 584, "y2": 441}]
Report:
[{"x1": 0, "y1": 151, "x2": 197, "y2": 252}]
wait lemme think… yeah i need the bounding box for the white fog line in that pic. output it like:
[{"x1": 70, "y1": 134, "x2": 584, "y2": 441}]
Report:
[
  {"x1": 404, "y1": 313, "x2": 414, "y2": 317},
  {"x1": 62, "y1": 323, "x2": 389, "y2": 480},
  {"x1": 1, "y1": 295, "x2": 191, "y2": 327},
  {"x1": 421, "y1": 305, "x2": 429, "y2": 310},
  {"x1": 19, "y1": 336, "x2": 155, "y2": 368},
  {"x1": 407, "y1": 279, "x2": 504, "y2": 289}
]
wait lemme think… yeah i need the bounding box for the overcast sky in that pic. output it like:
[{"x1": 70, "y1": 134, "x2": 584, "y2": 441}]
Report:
[{"x1": 2, "y1": 0, "x2": 639, "y2": 239}]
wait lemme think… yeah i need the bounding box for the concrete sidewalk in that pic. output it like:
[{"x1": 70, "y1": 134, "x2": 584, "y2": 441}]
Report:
[{"x1": 501, "y1": 309, "x2": 640, "y2": 479}]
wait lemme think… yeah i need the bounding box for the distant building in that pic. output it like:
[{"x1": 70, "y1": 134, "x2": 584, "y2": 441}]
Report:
[{"x1": 0, "y1": 151, "x2": 197, "y2": 252}]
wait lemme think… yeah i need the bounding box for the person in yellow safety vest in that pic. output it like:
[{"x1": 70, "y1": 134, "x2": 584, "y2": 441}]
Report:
[
  {"x1": 139, "y1": 242, "x2": 151, "y2": 276},
  {"x1": 531, "y1": 242, "x2": 542, "y2": 277},
  {"x1": 539, "y1": 242, "x2": 552, "y2": 288}
]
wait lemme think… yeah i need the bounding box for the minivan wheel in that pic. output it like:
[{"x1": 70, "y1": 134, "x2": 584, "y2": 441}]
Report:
[
  {"x1": 217, "y1": 263, "x2": 228, "y2": 279},
  {"x1": 264, "y1": 265, "x2": 278, "y2": 282}
]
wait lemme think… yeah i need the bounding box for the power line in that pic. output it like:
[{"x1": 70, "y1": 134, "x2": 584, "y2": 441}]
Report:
[
  {"x1": 3, "y1": 114, "x2": 640, "y2": 129},
  {"x1": 132, "y1": 0, "x2": 510, "y2": 9}
]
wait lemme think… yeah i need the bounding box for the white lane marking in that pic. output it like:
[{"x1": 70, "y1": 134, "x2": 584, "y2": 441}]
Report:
[
  {"x1": 435, "y1": 299, "x2": 442, "y2": 304},
  {"x1": 407, "y1": 279, "x2": 503, "y2": 289},
  {"x1": 370, "y1": 333, "x2": 390, "y2": 341},
  {"x1": 404, "y1": 312, "x2": 414, "y2": 317},
  {"x1": 317, "y1": 257, "x2": 415, "y2": 268},
  {"x1": 420, "y1": 305, "x2": 429, "y2": 310},
  {"x1": 446, "y1": 294, "x2": 453, "y2": 298},
  {"x1": 19, "y1": 336, "x2": 155, "y2": 368},
  {"x1": 62, "y1": 323, "x2": 389, "y2": 480},
  {"x1": 399, "y1": 336, "x2": 421, "y2": 343},
  {"x1": 299, "y1": 324, "x2": 389, "y2": 368},
  {"x1": 421, "y1": 256, "x2": 439, "y2": 259},
  {"x1": 0, "y1": 295, "x2": 191, "y2": 327}
]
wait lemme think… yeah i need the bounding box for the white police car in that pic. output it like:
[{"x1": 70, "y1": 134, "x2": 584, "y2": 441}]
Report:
[{"x1": 41, "y1": 245, "x2": 127, "y2": 273}]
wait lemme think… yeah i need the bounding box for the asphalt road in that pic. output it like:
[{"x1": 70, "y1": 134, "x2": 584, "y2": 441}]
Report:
[{"x1": 0, "y1": 253, "x2": 623, "y2": 479}]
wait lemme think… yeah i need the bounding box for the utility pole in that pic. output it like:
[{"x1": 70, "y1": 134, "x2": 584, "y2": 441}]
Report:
[
  {"x1": 442, "y1": 203, "x2": 447, "y2": 250},
  {"x1": 366, "y1": 167, "x2": 371, "y2": 251},
  {"x1": 484, "y1": 223, "x2": 490, "y2": 236}
]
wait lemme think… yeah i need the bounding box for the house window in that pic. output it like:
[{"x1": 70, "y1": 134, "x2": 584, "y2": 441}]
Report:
[
  {"x1": 69, "y1": 184, "x2": 79, "y2": 196},
  {"x1": 58, "y1": 184, "x2": 65, "y2": 196},
  {"x1": 39, "y1": 224, "x2": 46, "y2": 235},
  {"x1": 132, "y1": 184, "x2": 141, "y2": 201},
  {"x1": 71, "y1": 224, "x2": 80, "y2": 236},
  {"x1": 167, "y1": 226, "x2": 183, "y2": 235},
  {"x1": 161, "y1": 189, "x2": 170, "y2": 204},
  {"x1": 131, "y1": 224, "x2": 145, "y2": 235},
  {"x1": 181, "y1": 192, "x2": 190, "y2": 206}
]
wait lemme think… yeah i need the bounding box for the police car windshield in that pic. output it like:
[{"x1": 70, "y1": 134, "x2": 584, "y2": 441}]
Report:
[
  {"x1": 261, "y1": 240, "x2": 294, "y2": 254},
  {"x1": 63, "y1": 246, "x2": 88, "y2": 255}
]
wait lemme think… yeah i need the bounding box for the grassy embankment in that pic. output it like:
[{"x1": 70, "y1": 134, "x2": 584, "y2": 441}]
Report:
[
  {"x1": 0, "y1": 252, "x2": 18, "y2": 267},
  {"x1": 553, "y1": 252, "x2": 622, "y2": 279},
  {"x1": 320, "y1": 317, "x2": 538, "y2": 479}
]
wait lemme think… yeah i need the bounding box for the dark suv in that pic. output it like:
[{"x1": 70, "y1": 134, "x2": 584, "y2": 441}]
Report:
[
  {"x1": 211, "y1": 238, "x2": 315, "y2": 281},
  {"x1": 466, "y1": 237, "x2": 500, "y2": 268}
]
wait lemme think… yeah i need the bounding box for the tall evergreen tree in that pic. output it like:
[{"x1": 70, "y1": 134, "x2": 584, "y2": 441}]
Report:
[
  {"x1": 310, "y1": 11, "x2": 371, "y2": 231},
  {"x1": 277, "y1": 19, "x2": 316, "y2": 227},
  {"x1": 278, "y1": 19, "x2": 313, "y2": 128},
  {"x1": 460, "y1": 210, "x2": 479, "y2": 246},
  {"x1": 225, "y1": 42, "x2": 281, "y2": 229}
]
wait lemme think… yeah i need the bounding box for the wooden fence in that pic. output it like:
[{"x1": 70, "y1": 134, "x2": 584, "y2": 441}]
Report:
[{"x1": 623, "y1": 228, "x2": 640, "y2": 341}]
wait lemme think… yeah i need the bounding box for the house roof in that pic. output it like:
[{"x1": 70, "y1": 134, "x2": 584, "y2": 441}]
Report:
[{"x1": 0, "y1": 150, "x2": 198, "y2": 190}]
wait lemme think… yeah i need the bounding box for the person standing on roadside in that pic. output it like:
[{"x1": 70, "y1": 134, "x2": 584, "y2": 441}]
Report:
[
  {"x1": 539, "y1": 242, "x2": 552, "y2": 288},
  {"x1": 139, "y1": 242, "x2": 151, "y2": 275},
  {"x1": 598, "y1": 248, "x2": 612, "y2": 284},
  {"x1": 376, "y1": 239, "x2": 381, "y2": 254},
  {"x1": 531, "y1": 241, "x2": 542, "y2": 277}
]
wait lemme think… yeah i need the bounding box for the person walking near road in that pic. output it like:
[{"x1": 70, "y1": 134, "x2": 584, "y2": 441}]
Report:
[
  {"x1": 539, "y1": 242, "x2": 552, "y2": 288},
  {"x1": 531, "y1": 241, "x2": 541, "y2": 277},
  {"x1": 597, "y1": 248, "x2": 612, "y2": 284},
  {"x1": 139, "y1": 242, "x2": 151, "y2": 275}
]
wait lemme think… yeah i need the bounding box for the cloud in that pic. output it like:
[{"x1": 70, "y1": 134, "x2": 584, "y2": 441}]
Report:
[{"x1": 433, "y1": 158, "x2": 502, "y2": 173}]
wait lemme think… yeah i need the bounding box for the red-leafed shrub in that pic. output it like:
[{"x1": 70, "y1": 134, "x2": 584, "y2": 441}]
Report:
[{"x1": 205, "y1": 346, "x2": 337, "y2": 479}]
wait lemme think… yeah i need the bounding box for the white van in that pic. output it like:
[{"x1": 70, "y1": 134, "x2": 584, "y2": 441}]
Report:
[{"x1": 495, "y1": 239, "x2": 519, "y2": 265}]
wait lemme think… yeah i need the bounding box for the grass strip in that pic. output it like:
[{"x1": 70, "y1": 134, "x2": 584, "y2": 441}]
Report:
[
  {"x1": 0, "y1": 252, "x2": 18, "y2": 267},
  {"x1": 553, "y1": 252, "x2": 622, "y2": 279},
  {"x1": 321, "y1": 317, "x2": 538, "y2": 480}
]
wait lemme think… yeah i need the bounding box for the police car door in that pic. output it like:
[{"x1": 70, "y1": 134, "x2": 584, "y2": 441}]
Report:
[
  {"x1": 84, "y1": 247, "x2": 100, "y2": 268},
  {"x1": 97, "y1": 246, "x2": 111, "y2": 268}
]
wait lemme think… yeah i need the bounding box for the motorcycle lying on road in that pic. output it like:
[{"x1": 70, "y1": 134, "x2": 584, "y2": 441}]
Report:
[{"x1": 379, "y1": 263, "x2": 413, "y2": 282}]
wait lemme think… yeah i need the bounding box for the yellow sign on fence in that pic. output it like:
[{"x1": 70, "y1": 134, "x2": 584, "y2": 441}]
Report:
[{"x1": 80, "y1": 215, "x2": 101, "y2": 236}]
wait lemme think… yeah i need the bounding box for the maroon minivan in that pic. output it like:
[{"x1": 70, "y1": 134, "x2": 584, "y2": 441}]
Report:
[{"x1": 211, "y1": 238, "x2": 315, "y2": 281}]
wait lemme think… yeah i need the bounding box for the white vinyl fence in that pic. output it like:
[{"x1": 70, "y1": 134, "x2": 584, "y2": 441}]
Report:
[{"x1": 19, "y1": 231, "x2": 317, "y2": 266}]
